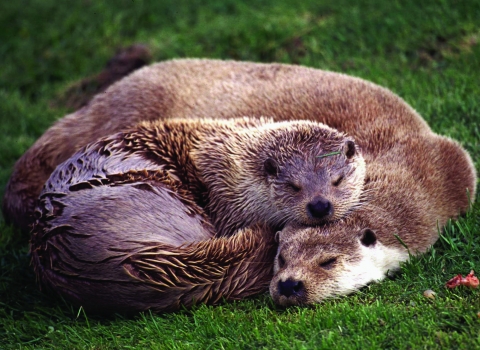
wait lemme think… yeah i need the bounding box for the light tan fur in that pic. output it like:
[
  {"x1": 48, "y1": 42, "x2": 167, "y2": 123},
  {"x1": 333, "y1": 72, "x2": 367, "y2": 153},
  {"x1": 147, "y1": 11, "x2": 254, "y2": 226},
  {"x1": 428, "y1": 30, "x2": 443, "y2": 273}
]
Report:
[{"x1": 3, "y1": 58, "x2": 435, "y2": 230}]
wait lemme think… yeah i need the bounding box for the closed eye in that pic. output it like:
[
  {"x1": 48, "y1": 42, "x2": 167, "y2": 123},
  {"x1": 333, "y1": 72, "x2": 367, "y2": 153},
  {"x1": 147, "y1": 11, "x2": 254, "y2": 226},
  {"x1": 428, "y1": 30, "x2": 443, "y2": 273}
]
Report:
[
  {"x1": 319, "y1": 257, "x2": 337, "y2": 270},
  {"x1": 332, "y1": 175, "x2": 344, "y2": 187},
  {"x1": 287, "y1": 182, "x2": 301, "y2": 192}
]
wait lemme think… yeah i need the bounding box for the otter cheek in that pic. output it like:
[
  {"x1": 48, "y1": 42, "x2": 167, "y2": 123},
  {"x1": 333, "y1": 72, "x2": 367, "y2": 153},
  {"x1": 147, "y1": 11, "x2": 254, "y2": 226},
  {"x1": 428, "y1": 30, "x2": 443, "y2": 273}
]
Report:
[
  {"x1": 272, "y1": 257, "x2": 281, "y2": 274},
  {"x1": 311, "y1": 273, "x2": 345, "y2": 305},
  {"x1": 269, "y1": 275, "x2": 281, "y2": 303}
]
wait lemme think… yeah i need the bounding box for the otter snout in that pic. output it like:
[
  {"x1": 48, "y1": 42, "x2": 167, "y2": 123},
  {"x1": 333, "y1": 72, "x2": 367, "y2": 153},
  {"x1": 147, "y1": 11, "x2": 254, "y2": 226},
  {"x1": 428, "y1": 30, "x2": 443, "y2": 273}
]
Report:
[
  {"x1": 307, "y1": 196, "x2": 333, "y2": 219},
  {"x1": 278, "y1": 278, "x2": 305, "y2": 298}
]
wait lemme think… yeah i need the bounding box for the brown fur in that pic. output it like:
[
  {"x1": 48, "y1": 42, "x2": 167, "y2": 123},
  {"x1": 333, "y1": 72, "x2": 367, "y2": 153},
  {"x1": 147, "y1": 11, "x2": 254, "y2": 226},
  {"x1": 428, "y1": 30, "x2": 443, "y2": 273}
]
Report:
[
  {"x1": 37, "y1": 117, "x2": 365, "y2": 237},
  {"x1": 32, "y1": 213, "x2": 276, "y2": 314},
  {"x1": 8, "y1": 58, "x2": 477, "y2": 310},
  {"x1": 30, "y1": 117, "x2": 364, "y2": 313},
  {"x1": 3, "y1": 58, "x2": 433, "y2": 230},
  {"x1": 270, "y1": 134, "x2": 477, "y2": 306}
]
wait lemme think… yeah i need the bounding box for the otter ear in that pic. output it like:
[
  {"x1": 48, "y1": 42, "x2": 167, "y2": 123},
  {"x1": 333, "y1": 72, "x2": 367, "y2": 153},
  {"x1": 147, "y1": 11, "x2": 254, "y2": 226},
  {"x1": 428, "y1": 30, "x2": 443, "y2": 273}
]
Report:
[
  {"x1": 359, "y1": 228, "x2": 377, "y2": 247},
  {"x1": 275, "y1": 231, "x2": 280, "y2": 243},
  {"x1": 264, "y1": 158, "x2": 279, "y2": 177},
  {"x1": 343, "y1": 140, "x2": 356, "y2": 159}
]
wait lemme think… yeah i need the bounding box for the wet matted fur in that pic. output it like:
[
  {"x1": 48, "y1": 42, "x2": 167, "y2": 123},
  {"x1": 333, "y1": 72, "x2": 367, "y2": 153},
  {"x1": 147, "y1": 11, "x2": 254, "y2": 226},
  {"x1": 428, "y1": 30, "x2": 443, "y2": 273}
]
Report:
[{"x1": 30, "y1": 117, "x2": 364, "y2": 313}]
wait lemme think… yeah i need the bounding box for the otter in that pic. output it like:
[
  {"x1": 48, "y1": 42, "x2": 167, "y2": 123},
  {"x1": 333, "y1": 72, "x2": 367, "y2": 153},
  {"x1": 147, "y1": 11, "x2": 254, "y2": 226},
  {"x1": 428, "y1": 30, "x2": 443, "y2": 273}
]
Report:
[
  {"x1": 31, "y1": 184, "x2": 277, "y2": 313},
  {"x1": 2, "y1": 58, "x2": 432, "y2": 231},
  {"x1": 11, "y1": 59, "x2": 477, "y2": 312},
  {"x1": 270, "y1": 134, "x2": 477, "y2": 306},
  {"x1": 30, "y1": 117, "x2": 364, "y2": 313},
  {"x1": 33, "y1": 117, "x2": 365, "y2": 237}
]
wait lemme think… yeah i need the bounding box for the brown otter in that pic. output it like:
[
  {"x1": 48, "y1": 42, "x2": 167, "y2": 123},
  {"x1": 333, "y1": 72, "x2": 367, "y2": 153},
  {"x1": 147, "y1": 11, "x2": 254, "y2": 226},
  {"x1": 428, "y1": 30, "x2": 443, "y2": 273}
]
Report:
[
  {"x1": 2, "y1": 58, "x2": 432, "y2": 231},
  {"x1": 33, "y1": 117, "x2": 365, "y2": 237},
  {"x1": 30, "y1": 117, "x2": 364, "y2": 313},
  {"x1": 32, "y1": 187, "x2": 276, "y2": 313},
  {"x1": 270, "y1": 134, "x2": 477, "y2": 306}
]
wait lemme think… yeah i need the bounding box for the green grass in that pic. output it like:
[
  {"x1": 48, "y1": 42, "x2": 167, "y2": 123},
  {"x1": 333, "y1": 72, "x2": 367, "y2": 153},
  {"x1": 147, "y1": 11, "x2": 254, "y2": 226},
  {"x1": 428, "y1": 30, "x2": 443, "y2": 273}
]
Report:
[{"x1": 1, "y1": 0, "x2": 479, "y2": 348}]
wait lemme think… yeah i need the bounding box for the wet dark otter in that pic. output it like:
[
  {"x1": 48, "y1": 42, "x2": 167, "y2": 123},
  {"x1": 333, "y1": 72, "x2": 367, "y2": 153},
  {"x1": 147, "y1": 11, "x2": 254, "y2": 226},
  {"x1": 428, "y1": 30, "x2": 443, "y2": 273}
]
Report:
[
  {"x1": 30, "y1": 117, "x2": 364, "y2": 312},
  {"x1": 33, "y1": 117, "x2": 365, "y2": 237}
]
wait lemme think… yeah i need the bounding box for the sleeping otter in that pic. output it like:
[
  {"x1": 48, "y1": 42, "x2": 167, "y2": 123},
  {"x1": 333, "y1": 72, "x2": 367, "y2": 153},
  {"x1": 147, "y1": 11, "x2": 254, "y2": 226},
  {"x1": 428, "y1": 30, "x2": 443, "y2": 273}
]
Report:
[
  {"x1": 3, "y1": 58, "x2": 431, "y2": 230},
  {"x1": 270, "y1": 134, "x2": 477, "y2": 306},
  {"x1": 30, "y1": 117, "x2": 365, "y2": 312},
  {"x1": 41, "y1": 117, "x2": 364, "y2": 236}
]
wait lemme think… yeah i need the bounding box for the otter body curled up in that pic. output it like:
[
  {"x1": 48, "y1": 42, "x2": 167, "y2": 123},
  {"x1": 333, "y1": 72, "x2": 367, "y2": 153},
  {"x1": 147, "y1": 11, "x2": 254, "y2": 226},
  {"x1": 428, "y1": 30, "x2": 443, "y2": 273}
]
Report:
[{"x1": 30, "y1": 117, "x2": 364, "y2": 313}]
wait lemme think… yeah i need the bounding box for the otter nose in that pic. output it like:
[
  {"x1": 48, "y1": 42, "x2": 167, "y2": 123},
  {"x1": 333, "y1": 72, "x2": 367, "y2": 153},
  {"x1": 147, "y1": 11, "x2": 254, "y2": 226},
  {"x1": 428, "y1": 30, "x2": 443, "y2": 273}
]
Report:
[
  {"x1": 278, "y1": 278, "x2": 304, "y2": 298},
  {"x1": 307, "y1": 196, "x2": 332, "y2": 219}
]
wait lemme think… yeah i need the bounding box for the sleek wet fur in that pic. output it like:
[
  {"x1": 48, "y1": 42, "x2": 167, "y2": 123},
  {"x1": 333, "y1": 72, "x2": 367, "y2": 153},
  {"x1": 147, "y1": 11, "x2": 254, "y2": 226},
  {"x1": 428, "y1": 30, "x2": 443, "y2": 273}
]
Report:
[
  {"x1": 3, "y1": 58, "x2": 432, "y2": 230},
  {"x1": 30, "y1": 117, "x2": 363, "y2": 313},
  {"x1": 270, "y1": 134, "x2": 477, "y2": 306}
]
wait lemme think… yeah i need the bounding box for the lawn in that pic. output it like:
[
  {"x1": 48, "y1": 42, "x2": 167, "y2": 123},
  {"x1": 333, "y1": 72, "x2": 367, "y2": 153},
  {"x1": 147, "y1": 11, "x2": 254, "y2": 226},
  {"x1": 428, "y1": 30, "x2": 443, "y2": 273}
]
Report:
[{"x1": 1, "y1": 0, "x2": 479, "y2": 348}]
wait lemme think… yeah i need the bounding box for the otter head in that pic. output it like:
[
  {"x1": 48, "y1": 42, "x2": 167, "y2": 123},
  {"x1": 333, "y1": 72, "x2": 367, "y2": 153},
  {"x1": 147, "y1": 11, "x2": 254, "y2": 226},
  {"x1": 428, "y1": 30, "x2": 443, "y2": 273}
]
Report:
[
  {"x1": 255, "y1": 121, "x2": 366, "y2": 228},
  {"x1": 194, "y1": 118, "x2": 366, "y2": 236},
  {"x1": 269, "y1": 222, "x2": 409, "y2": 307}
]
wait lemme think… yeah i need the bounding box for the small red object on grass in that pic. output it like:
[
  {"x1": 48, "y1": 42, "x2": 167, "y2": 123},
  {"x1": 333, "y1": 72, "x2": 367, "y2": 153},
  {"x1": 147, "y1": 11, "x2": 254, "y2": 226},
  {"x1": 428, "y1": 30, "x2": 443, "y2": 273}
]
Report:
[{"x1": 446, "y1": 270, "x2": 479, "y2": 289}]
